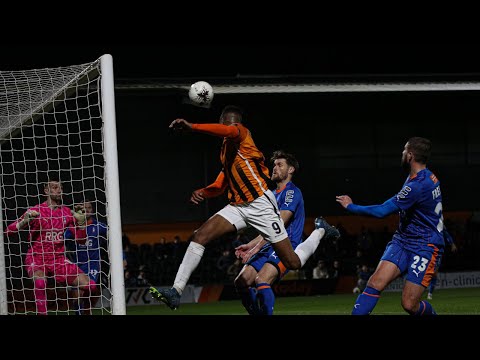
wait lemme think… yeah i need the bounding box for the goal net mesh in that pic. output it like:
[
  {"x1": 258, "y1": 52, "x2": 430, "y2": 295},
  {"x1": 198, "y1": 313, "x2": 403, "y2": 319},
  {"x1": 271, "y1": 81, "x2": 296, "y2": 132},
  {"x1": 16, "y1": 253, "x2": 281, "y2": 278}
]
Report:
[{"x1": 0, "y1": 60, "x2": 113, "y2": 314}]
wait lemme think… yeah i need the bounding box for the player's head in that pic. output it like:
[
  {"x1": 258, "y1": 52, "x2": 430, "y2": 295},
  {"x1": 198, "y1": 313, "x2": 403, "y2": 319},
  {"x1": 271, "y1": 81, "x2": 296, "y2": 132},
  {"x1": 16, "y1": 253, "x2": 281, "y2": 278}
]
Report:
[
  {"x1": 402, "y1": 137, "x2": 431, "y2": 170},
  {"x1": 270, "y1": 150, "x2": 299, "y2": 183},
  {"x1": 219, "y1": 105, "x2": 243, "y2": 125},
  {"x1": 44, "y1": 173, "x2": 63, "y2": 203},
  {"x1": 82, "y1": 200, "x2": 94, "y2": 220}
]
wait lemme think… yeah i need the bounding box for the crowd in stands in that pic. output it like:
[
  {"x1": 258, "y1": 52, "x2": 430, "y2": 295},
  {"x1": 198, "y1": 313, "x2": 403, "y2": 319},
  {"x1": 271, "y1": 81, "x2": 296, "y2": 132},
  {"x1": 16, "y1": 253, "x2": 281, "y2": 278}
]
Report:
[{"x1": 122, "y1": 216, "x2": 480, "y2": 287}]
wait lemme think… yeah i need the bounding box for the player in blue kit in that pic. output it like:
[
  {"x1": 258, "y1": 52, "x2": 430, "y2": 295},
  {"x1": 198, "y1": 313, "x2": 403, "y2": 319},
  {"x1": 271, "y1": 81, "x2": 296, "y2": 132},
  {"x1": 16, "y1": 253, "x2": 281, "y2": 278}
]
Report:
[
  {"x1": 336, "y1": 137, "x2": 443, "y2": 316},
  {"x1": 234, "y1": 150, "x2": 339, "y2": 315},
  {"x1": 65, "y1": 200, "x2": 108, "y2": 314}
]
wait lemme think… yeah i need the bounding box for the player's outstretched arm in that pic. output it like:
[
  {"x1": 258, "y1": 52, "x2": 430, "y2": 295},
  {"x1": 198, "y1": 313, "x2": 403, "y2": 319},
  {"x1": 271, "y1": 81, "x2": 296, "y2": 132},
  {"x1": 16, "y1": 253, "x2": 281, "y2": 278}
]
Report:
[
  {"x1": 191, "y1": 171, "x2": 228, "y2": 203},
  {"x1": 11, "y1": 210, "x2": 40, "y2": 231},
  {"x1": 336, "y1": 195, "x2": 399, "y2": 218},
  {"x1": 336, "y1": 195, "x2": 353, "y2": 209},
  {"x1": 192, "y1": 123, "x2": 240, "y2": 139},
  {"x1": 170, "y1": 119, "x2": 242, "y2": 140},
  {"x1": 169, "y1": 119, "x2": 193, "y2": 131},
  {"x1": 235, "y1": 235, "x2": 265, "y2": 264},
  {"x1": 190, "y1": 189, "x2": 206, "y2": 205}
]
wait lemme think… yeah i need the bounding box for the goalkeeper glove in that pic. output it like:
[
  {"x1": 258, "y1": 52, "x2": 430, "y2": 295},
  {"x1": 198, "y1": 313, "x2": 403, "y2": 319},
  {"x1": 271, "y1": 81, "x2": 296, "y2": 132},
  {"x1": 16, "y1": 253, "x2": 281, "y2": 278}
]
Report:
[
  {"x1": 17, "y1": 210, "x2": 39, "y2": 229},
  {"x1": 72, "y1": 205, "x2": 87, "y2": 226}
]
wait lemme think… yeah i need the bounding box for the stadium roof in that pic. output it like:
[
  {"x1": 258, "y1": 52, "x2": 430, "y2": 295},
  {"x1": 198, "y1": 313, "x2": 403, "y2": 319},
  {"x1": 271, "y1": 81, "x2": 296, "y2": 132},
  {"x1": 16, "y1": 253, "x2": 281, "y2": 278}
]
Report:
[{"x1": 115, "y1": 73, "x2": 480, "y2": 93}]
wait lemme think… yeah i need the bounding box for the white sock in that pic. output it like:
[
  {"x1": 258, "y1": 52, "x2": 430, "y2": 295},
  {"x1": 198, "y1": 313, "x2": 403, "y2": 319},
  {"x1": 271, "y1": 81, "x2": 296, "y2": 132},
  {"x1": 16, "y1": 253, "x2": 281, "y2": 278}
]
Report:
[
  {"x1": 172, "y1": 242, "x2": 205, "y2": 295},
  {"x1": 294, "y1": 228, "x2": 325, "y2": 267}
]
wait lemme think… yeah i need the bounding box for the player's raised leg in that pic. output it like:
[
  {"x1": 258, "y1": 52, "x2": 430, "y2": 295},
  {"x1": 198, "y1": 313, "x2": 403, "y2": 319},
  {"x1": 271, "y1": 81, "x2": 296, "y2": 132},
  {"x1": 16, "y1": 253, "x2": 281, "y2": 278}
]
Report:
[{"x1": 279, "y1": 216, "x2": 339, "y2": 269}]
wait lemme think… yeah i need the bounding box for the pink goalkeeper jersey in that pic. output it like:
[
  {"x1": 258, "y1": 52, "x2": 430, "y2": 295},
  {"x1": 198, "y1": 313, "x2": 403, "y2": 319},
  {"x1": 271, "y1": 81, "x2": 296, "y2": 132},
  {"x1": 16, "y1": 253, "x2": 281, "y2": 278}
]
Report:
[{"x1": 5, "y1": 202, "x2": 86, "y2": 261}]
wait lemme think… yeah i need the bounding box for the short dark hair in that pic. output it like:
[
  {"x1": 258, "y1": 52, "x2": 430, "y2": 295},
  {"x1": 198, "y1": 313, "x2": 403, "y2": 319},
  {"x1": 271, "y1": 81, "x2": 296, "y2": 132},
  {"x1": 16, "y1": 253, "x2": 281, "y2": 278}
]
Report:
[
  {"x1": 271, "y1": 150, "x2": 300, "y2": 173},
  {"x1": 407, "y1": 137, "x2": 431, "y2": 164},
  {"x1": 220, "y1": 105, "x2": 243, "y2": 122},
  {"x1": 44, "y1": 172, "x2": 61, "y2": 188}
]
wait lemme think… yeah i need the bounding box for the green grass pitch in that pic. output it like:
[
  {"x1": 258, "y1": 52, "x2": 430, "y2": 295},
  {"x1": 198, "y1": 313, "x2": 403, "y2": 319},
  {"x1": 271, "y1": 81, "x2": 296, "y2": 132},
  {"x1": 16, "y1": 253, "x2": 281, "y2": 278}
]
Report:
[{"x1": 126, "y1": 287, "x2": 480, "y2": 315}]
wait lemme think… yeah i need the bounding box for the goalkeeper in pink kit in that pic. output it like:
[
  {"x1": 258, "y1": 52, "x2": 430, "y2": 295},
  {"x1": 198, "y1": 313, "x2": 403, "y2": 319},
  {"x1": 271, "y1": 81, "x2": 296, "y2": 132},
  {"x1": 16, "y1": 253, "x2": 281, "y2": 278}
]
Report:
[{"x1": 5, "y1": 177, "x2": 97, "y2": 315}]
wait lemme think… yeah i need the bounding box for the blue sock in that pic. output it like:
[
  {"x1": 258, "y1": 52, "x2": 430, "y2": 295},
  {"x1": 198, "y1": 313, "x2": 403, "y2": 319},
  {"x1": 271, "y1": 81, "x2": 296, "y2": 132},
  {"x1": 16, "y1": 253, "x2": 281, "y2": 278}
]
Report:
[
  {"x1": 256, "y1": 283, "x2": 275, "y2": 315},
  {"x1": 248, "y1": 287, "x2": 259, "y2": 315},
  {"x1": 351, "y1": 286, "x2": 381, "y2": 315},
  {"x1": 414, "y1": 300, "x2": 437, "y2": 315},
  {"x1": 237, "y1": 286, "x2": 258, "y2": 315},
  {"x1": 428, "y1": 276, "x2": 437, "y2": 294}
]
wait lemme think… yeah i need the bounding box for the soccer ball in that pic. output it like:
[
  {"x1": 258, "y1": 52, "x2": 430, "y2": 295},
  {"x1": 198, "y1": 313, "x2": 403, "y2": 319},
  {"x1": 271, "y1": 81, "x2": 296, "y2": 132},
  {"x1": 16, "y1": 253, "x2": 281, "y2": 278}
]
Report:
[{"x1": 188, "y1": 81, "x2": 214, "y2": 106}]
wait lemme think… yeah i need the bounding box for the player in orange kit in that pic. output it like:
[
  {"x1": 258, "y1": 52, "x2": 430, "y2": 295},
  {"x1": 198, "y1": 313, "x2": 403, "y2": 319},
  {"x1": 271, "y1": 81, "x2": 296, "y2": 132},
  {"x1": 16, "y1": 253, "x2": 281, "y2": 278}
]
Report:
[{"x1": 149, "y1": 105, "x2": 338, "y2": 310}]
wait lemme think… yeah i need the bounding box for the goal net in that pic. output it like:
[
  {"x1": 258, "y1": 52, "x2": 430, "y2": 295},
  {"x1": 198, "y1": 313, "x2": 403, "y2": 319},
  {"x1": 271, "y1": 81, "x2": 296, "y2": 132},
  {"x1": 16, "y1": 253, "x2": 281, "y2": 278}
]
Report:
[{"x1": 0, "y1": 55, "x2": 125, "y2": 315}]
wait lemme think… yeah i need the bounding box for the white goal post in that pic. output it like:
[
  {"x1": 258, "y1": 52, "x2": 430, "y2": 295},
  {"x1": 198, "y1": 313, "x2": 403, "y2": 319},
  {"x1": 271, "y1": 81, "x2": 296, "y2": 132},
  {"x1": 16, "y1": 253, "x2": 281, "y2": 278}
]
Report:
[{"x1": 0, "y1": 54, "x2": 125, "y2": 315}]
